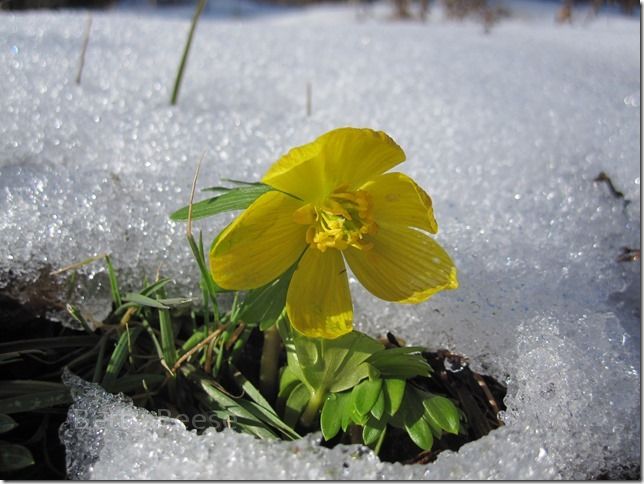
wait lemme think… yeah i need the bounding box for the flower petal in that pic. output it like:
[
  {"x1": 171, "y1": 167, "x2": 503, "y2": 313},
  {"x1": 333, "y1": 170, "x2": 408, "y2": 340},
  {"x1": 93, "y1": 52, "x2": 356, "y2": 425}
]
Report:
[
  {"x1": 362, "y1": 172, "x2": 438, "y2": 234},
  {"x1": 262, "y1": 136, "x2": 328, "y2": 202},
  {"x1": 210, "y1": 191, "x2": 307, "y2": 290},
  {"x1": 320, "y1": 128, "x2": 407, "y2": 190},
  {"x1": 287, "y1": 248, "x2": 353, "y2": 339},
  {"x1": 344, "y1": 226, "x2": 458, "y2": 304},
  {"x1": 262, "y1": 128, "x2": 406, "y2": 202}
]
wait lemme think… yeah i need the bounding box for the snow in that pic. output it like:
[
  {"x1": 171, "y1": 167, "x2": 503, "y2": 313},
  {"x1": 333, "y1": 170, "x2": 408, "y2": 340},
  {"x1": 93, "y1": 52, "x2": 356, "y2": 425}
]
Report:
[{"x1": 1, "y1": 0, "x2": 640, "y2": 479}]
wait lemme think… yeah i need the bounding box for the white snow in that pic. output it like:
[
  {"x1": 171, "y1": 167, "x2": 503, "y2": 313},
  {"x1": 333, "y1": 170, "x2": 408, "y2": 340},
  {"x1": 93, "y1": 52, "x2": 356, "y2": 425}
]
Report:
[{"x1": 1, "y1": 0, "x2": 640, "y2": 479}]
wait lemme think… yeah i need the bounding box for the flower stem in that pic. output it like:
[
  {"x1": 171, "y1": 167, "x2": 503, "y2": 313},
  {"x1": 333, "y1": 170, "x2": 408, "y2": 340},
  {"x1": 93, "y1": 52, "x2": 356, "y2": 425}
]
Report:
[
  {"x1": 259, "y1": 325, "x2": 281, "y2": 403},
  {"x1": 299, "y1": 386, "x2": 327, "y2": 429},
  {"x1": 373, "y1": 426, "x2": 387, "y2": 455}
]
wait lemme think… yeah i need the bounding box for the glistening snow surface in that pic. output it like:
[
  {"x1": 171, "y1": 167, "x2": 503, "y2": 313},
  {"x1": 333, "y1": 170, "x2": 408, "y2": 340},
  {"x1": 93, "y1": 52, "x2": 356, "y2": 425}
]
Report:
[{"x1": 1, "y1": 0, "x2": 640, "y2": 479}]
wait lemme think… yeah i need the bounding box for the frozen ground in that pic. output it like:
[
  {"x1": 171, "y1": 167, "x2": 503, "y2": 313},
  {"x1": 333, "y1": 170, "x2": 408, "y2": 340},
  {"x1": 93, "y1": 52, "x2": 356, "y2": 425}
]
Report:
[{"x1": 1, "y1": 0, "x2": 640, "y2": 479}]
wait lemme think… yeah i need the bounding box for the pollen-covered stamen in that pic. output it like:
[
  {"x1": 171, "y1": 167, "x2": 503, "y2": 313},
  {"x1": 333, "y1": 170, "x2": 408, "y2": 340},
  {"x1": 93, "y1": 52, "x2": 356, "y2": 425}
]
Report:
[{"x1": 294, "y1": 188, "x2": 378, "y2": 252}]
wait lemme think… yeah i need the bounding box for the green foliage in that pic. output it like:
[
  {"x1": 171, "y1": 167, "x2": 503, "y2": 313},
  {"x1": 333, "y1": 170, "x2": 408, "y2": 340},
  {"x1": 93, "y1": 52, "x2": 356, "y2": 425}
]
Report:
[
  {"x1": 292, "y1": 331, "x2": 383, "y2": 394},
  {"x1": 170, "y1": 184, "x2": 272, "y2": 221},
  {"x1": 0, "y1": 415, "x2": 17, "y2": 434},
  {"x1": 236, "y1": 265, "x2": 295, "y2": 330},
  {"x1": 274, "y1": 327, "x2": 461, "y2": 454},
  {"x1": 0, "y1": 382, "x2": 71, "y2": 414},
  {"x1": 0, "y1": 442, "x2": 35, "y2": 473}
]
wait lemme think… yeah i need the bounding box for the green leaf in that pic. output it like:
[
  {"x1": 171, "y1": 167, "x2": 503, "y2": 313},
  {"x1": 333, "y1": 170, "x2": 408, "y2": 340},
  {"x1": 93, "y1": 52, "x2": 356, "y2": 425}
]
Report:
[
  {"x1": 404, "y1": 412, "x2": 433, "y2": 451},
  {"x1": 350, "y1": 408, "x2": 369, "y2": 426},
  {"x1": 139, "y1": 277, "x2": 173, "y2": 297},
  {"x1": 184, "y1": 366, "x2": 292, "y2": 440},
  {"x1": 0, "y1": 381, "x2": 70, "y2": 397},
  {"x1": 231, "y1": 368, "x2": 301, "y2": 440},
  {"x1": 293, "y1": 331, "x2": 383, "y2": 395},
  {"x1": 277, "y1": 366, "x2": 301, "y2": 400},
  {"x1": 423, "y1": 395, "x2": 460, "y2": 435},
  {"x1": 157, "y1": 297, "x2": 193, "y2": 307},
  {"x1": 170, "y1": 184, "x2": 272, "y2": 221},
  {"x1": 423, "y1": 413, "x2": 444, "y2": 438},
  {"x1": 362, "y1": 416, "x2": 386, "y2": 446},
  {"x1": 103, "y1": 374, "x2": 165, "y2": 394},
  {"x1": 367, "y1": 347, "x2": 431, "y2": 379},
  {"x1": 0, "y1": 443, "x2": 34, "y2": 472},
  {"x1": 65, "y1": 304, "x2": 94, "y2": 334},
  {"x1": 221, "y1": 178, "x2": 268, "y2": 187},
  {"x1": 0, "y1": 336, "x2": 98, "y2": 354},
  {"x1": 0, "y1": 414, "x2": 17, "y2": 434},
  {"x1": 320, "y1": 393, "x2": 342, "y2": 441},
  {"x1": 181, "y1": 329, "x2": 207, "y2": 352},
  {"x1": 383, "y1": 379, "x2": 406, "y2": 416},
  {"x1": 158, "y1": 307, "x2": 177, "y2": 367},
  {"x1": 104, "y1": 254, "x2": 122, "y2": 308},
  {"x1": 195, "y1": 376, "x2": 279, "y2": 441},
  {"x1": 283, "y1": 383, "x2": 310, "y2": 429},
  {"x1": 0, "y1": 390, "x2": 71, "y2": 414},
  {"x1": 370, "y1": 388, "x2": 386, "y2": 420},
  {"x1": 102, "y1": 326, "x2": 143, "y2": 384},
  {"x1": 337, "y1": 391, "x2": 354, "y2": 432},
  {"x1": 237, "y1": 265, "x2": 295, "y2": 330},
  {"x1": 352, "y1": 379, "x2": 383, "y2": 417},
  {"x1": 123, "y1": 293, "x2": 169, "y2": 309}
]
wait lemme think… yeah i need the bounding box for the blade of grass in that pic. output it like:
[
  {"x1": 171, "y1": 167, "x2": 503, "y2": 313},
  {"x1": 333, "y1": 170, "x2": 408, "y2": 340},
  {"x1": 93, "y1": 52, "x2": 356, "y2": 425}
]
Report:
[
  {"x1": 230, "y1": 367, "x2": 301, "y2": 440},
  {"x1": 139, "y1": 319, "x2": 174, "y2": 376},
  {"x1": 158, "y1": 307, "x2": 177, "y2": 368},
  {"x1": 104, "y1": 254, "x2": 122, "y2": 308},
  {"x1": 0, "y1": 390, "x2": 72, "y2": 414},
  {"x1": 65, "y1": 304, "x2": 95, "y2": 334},
  {"x1": 92, "y1": 333, "x2": 110, "y2": 383},
  {"x1": 123, "y1": 293, "x2": 169, "y2": 309},
  {"x1": 170, "y1": 0, "x2": 207, "y2": 105},
  {"x1": 139, "y1": 277, "x2": 173, "y2": 297},
  {"x1": 0, "y1": 381, "x2": 69, "y2": 396},
  {"x1": 103, "y1": 374, "x2": 165, "y2": 394},
  {"x1": 102, "y1": 326, "x2": 143, "y2": 385},
  {"x1": 0, "y1": 336, "x2": 98, "y2": 354},
  {"x1": 185, "y1": 155, "x2": 220, "y2": 324},
  {"x1": 188, "y1": 371, "x2": 280, "y2": 440}
]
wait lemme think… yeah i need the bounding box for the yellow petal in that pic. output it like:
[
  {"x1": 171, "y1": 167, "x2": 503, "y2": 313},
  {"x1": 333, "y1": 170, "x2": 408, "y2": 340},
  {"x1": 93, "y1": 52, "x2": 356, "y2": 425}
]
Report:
[
  {"x1": 362, "y1": 172, "x2": 438, "y2": 234},
  {"x1": 210, "y1": 191, "x2": 307, "y2": 290},
  {"x1": 262, "y1": 136, "x2": 328, "y2": 202},
  {"x1": 321, "y1": 128, "x2": 406, "y2": 190},
  {"x1": 262, "y1": 128, "x2": 405, "y2": 202},
  {"x1": 287, "y1": 248, "x2": 353, "y2": 339},
  {"x1": 344, "y1": 226, "x2": 458, "y2": 304}
]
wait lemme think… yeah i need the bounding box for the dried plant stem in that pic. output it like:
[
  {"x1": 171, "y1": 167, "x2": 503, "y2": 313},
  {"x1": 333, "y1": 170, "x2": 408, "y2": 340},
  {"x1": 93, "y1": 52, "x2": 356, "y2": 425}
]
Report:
[
  {"x1": 306, "y1": 81, "x2": 312, "y2": 116},
  {"x1": 76, "y1": 14, "x2": 92, "y2": 85},
  {"x1": 171, "y1": 0, "x2": 207, "y2": 105},
  {"x1": 172, "y1": 326, "x2": 223, "y2": 373}
]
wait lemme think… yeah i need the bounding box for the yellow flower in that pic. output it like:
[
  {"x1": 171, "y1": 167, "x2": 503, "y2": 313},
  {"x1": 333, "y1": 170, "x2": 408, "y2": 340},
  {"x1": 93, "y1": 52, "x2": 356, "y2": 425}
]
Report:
[{"x1": 210, "y1": 127, "x2": 458, "y2": 339}]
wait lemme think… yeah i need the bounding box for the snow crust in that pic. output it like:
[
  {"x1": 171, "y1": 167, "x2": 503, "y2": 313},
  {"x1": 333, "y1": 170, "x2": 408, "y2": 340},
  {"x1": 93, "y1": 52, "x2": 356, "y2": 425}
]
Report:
[{"x1": 1, "y1": 0, "x2": 640, "y2": 479}]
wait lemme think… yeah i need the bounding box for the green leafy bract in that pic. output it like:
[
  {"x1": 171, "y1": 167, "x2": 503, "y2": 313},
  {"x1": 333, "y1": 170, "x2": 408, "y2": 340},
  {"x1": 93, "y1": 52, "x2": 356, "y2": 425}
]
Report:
[
  {"x1": 293, "y1": 331, "x2": 383, "y2": 394},
  {"x1": 320, "y1": 393, "x2": 342, "y2": 440},
  {"x1": 237, "y1": 265, "x2": 295, "y2": 330},
  {"x1": 170, "y1": 184, "x2": 272, "y2": 221},
  {"x1": 423, "y1": 395, "x2": 460, "y2": 435}
]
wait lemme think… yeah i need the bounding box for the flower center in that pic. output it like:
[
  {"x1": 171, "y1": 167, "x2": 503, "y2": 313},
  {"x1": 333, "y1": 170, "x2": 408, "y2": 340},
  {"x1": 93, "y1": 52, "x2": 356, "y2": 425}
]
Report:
[{"x1": 293, "y1": 186, "x2": 378, "y2": 252}]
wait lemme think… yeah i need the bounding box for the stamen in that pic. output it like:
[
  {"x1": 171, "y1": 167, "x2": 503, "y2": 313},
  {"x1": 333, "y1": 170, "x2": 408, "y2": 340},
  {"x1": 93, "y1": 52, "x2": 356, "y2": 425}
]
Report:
[{"x1": 294, "y1": 188, "x2": 377, "y2": 252}]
